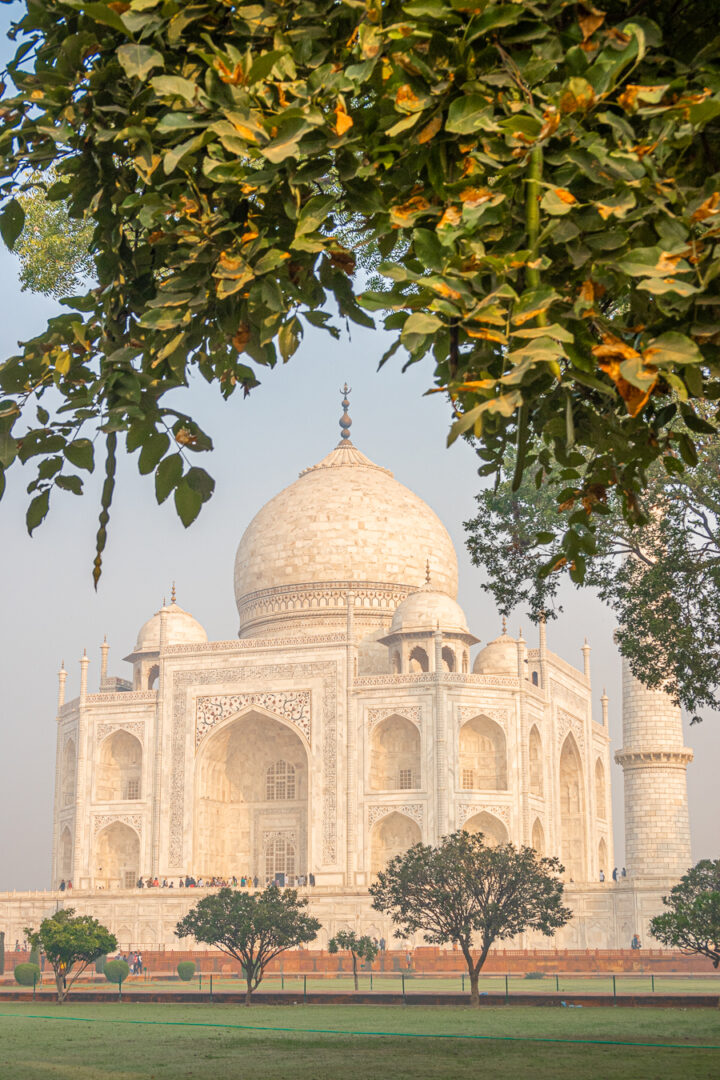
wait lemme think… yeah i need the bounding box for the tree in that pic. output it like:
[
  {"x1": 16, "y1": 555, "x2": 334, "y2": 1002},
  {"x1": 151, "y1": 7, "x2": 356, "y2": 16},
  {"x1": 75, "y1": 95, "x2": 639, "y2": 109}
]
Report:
[
  {"x1": 13, "y1": 168, "x2": 95, "y2": 298},
  {"x1": 25, "y1": 908, "x2": 117, "y2": 1003},
  {"x1": 464, "y1": 431, "x2": 720, "y2": 721},
  {"x1": 328, "y1": 930, "x2": 378, "y2": 991},
  {"x1": 0, "y1": 2, "x2": 718, "y2": 582},
  {"x1": 175, "y1": 884, "x2": 320, "y2": 1004},
  {"x1": 369, "y1": 830, "x2": 571, "y2": 1006},
  {"x1": 650, "y1": 859, "x2": 720, "y2": 968}
]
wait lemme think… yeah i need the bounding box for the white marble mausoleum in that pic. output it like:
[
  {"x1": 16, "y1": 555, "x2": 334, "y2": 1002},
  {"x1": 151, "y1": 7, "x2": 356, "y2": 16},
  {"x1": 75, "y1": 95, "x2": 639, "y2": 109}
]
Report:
[{"x1": 0, "y1": 397, "x2": 695, "y2": 951}]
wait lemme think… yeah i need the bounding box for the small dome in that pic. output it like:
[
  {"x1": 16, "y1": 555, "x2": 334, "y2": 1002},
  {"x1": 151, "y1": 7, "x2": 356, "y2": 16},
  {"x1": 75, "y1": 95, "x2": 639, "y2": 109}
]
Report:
[
  {"x1": 473, "y1": 630, "x2": 518, "y2": 675},
  {"x1": 134, "y1": 600, "x2": 207, "y2": 652},
  {"x1": 390, "y1": 588, "x2": 469, "y2": 636}
]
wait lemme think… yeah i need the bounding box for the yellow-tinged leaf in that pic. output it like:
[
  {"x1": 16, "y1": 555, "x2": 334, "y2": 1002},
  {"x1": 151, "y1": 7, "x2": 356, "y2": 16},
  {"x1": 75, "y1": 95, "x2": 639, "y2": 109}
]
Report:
[
  {"x1": 418, "y1": 115, "x2": 442, "y2": 144},
  {"x1": 389, "y1": 195, "x2": 431, "y2": 225},
  {"x1": 464, "y1": 328, "x2": 507, "y2": 344},
  {"x1": 438, "y1": 206, "x2": 461, "y2": 228},
  {"x1": 459, "y1": 186, "x2": 494, "y2": 208},
  {"x1": 395, "y1": 84, "x2": 424, "y2": 113},
  {"x1": 54, "y1": 352, "x2": 72, "y2": 376},
  {"x1": 578, "y1": 6, "x2": 605, "y2": 40},
  {"x1": 334, "y1": 102, "x2": 354, "y2": 136},
  {"x1": 692, "y1": 193, "x2": 720, "y2": 223}
]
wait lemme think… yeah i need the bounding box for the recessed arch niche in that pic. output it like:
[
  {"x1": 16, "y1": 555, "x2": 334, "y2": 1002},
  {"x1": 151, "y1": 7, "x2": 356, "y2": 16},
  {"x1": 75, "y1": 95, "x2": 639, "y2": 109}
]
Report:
[
  {"x1": 62, "y1": 738, "x2": 76, "y2": 807},
  {"x1": 595, "y1": 758, "x2": 607, "y2": 819},
  {"x1": 94, "y1": 821, "x2": 139, "y2": 889},
  {"x1": 559, "y1": 735, "x2": 585, "y2": 881},
  {"x1": 529, "y1": 726, "x2": 543, "y2": 796},
  {"x1": 96, "y1": 730, "x2": 142, "y2": 801},
  {"x1": 370, "y1": 812, "x2": 421, "y2": 876},
  {"x1": 463, "y1": 811, "x2": 508, "y2": 846},
  {"x1": 459, "y1": 715, "x2": 507, "y2": 790},
  {"x1": 59, "y1": 826, "x2": 72, "y2": 880},
  {"x1": 194, "y1": 710, "x2": 309, "y2": 881},
  {"x1": 598, "y1": 837, "x2": 608, "y2": 876},
  {"x1": 531, "y1": 818, "x2": 545, "y2": 856},
  {"x1": 369, "y1": 714, "x2": 420, "y2": 791},
  {"x1": 441, "y1": 646, "x2": 456, "y2": 672},
  {"x1": 409, "y1": 646, "x2": 429, "y2": 673}
]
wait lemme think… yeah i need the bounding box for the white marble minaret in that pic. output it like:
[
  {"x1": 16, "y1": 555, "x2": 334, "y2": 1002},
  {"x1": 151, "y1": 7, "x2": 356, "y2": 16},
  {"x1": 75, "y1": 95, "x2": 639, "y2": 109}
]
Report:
[{"x1": 615, "y1": 657, "x2": 693, "y2": 880}]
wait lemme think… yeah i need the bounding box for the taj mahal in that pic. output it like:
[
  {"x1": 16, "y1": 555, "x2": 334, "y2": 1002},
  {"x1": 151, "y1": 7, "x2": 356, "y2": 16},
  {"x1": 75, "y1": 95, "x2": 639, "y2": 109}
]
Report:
[{"x1": 0, "y1": 394, "x2": 695, "y2": 951}]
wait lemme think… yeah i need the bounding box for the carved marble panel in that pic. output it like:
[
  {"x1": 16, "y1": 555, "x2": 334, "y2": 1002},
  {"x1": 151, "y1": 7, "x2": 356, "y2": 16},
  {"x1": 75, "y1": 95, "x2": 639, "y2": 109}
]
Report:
[
  {"x1": 456, "y1": 802, "x2": 511, "y2": 827},
  {"x1": 367, "y1": 705, "x2": 422, "y2": 729},
  {"x1": 96, "y1": 721, "x2": 145, "y2": 745},
  {"x1": 92, "y1": 814, "x2": 143, "y2": 835},
  {"x1": 556, "y1": 707, "x2": 586, "y2": 753},
  {"x1": 195, "y1": 691, "x2": 311, "y2": 747},
  {"x1": 457, "y1": 706, "x2": 510, "y2": 727},
  {"x1": 367, "y1": 803, "x2": 424, "y2": 828}
]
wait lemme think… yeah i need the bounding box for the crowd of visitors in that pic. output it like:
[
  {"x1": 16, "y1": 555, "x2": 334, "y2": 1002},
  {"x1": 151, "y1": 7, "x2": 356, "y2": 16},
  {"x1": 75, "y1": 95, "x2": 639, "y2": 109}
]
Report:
[
  {"x1": 135, "y1": 873, "x2": 317, "y2": 889},
  {"x1": 599, "y1": 867, "x2": 627, "y2": 883}
]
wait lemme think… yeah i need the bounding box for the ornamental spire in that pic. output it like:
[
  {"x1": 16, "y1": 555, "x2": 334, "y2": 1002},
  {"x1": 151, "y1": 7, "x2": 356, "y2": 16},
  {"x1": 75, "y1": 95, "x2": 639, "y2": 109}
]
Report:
[
  {"x1": 425, "y1": 558, "x2": 431, "y2": 586},
  {"x1": 339, "y1": 383, "x2": 352, "y2": 442}
]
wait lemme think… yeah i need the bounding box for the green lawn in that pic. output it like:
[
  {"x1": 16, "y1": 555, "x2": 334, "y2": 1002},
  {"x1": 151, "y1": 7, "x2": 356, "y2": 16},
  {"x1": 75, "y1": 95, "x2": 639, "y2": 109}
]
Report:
[{"x1": 0, "y1": 1003, "x2": 718, "y2": 1079}]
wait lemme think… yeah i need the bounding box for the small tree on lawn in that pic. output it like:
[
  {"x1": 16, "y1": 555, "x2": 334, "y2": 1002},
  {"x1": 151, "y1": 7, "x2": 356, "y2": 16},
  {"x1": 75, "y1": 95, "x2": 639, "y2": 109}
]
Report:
[
  {"x1": 176, "y1": 885, "x2": 320, "y2": 1005},
  {"x1": 370, "y1": 831, "x2": 571, "y2": 1005},
  {"x1": 25, "y1": 909, "x2": 117, "y2": 1003},
  {"x1": 650, "y1": 860, "x2": 720, "y2": 968},
  {"x1": 328, "y1": 931, "x2": 378, "y2": 991}
]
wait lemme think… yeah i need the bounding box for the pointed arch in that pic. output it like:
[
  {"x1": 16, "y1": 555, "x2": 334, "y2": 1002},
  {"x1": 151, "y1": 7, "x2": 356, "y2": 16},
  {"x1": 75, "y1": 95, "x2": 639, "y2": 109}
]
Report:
[
  {"x1": 370, "y1": 812, "x2": 421, "y2": 876},
  {"x1": 459, "y1": 715, "x2": 507, "y2": 790},
  {"x1": 531, "y1": 818, "x2": 545, "y2": 856},
  {"x1": 96, "y1": 730, "x2": 142, "y2": 801},
  {"x1": 59, "y1": 826, "x2": 72, "y2": 881},
  {"x1": 529, "y1": 725, "x2": 543, "y2": 796},
  {"x1": 370, "y1": 714, "x2": 421, "y2": 791},
  {"x1": 595, "y1": 757, "x2": 607, "y2": 819},
  {"x1": 598, "y1": 837, "x2": 608, "y2": 877},
  {"x1": 463, "y1": 811, "x2": 508, "y2": 846},
  {"x1": 559, "y1": 734, "x2": 585, "y2": 881},
  {"x1": 441, "y1": 646, "x2": 456, "y2": 672},
  {"x1": 94, "y1": 821, "x2": 140, "y2": 889},
  {"x1": 409, "y1": 646, "x2": 429, "y2": 673}
]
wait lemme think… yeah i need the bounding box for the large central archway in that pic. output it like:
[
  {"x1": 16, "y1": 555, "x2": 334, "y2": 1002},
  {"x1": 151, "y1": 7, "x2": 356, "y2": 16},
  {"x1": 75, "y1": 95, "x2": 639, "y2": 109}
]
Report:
[{"x1": 194, "y1": 710, "x2": 309, "y2": 882}]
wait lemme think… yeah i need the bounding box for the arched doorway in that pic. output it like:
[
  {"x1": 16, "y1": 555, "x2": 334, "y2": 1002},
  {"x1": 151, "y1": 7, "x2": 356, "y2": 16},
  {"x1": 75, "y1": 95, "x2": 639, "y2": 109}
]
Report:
[
  {"x1": 59, "y1": 826, "x2": 72, "y2": 881},
  {"x1": 409, "y1": 646, "x2": 429, "y2": 673},
  {"x1": 531, "y1": 818, "x2": 545, "y2": 856},
  {"x1": 529, "y1": 726, "x2": 543, "y2": 796},
  {"x1": 94, "y1": 821, "x2": 140, "y2": 889},
  {"x1": 598, "y1": 837, "x2": 608, "y2": 878},
  {"x1": 194, "y1": 711, "x2": 309, "y2": 881},
  {"x1": 559, "y1": 735, "x2": 585, "y2": 881},
  {"x1": 370, "y1": 812, "x2": 421, "y2": 876},
  {"x1": 370, "y1": 714, "x2": 420, "y2": 791},
  {"x1": 96, "y1": 730, "x2": 142, "y2": 801},
  {"x1": 595, "y1": 758, "x2": 607, "y2": 819},
  {"x1": 463, "y1": 811, "x2": 508, "y2": 846},
  {"x1": 459, "y1": 716, "x2": 507, "y2": 790}
]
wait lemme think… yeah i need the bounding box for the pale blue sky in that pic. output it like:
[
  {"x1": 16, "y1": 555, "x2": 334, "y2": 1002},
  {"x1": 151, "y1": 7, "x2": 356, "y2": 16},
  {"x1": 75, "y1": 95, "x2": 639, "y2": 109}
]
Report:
[{"x1": 0, "y1": 4, "x2": 716, "y2": 890}]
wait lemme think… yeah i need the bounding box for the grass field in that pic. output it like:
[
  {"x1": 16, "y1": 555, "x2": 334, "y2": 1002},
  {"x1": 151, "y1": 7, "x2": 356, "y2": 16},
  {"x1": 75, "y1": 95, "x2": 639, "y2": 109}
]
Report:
[
  {"x1": 4, "y1": 971, "x2": 718, "y2": 997},
  {"x1": 0, "y1": 1003, "x2": 718, "y2": 1079}
]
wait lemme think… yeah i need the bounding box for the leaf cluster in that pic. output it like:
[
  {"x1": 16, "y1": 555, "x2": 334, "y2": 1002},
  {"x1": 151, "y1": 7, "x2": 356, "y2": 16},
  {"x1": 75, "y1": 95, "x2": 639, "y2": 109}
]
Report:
[
  {"x1": 0, "y1": 1, "x2": 719, "y2": 580},
  {"x1": 328, "y1": 929, "x2": 379, "y2": 964},
  {"x1": 650, "y1": 859, "x2": 720, "y2": 967},
  {"x1": 175, "y1": 884, "x2": 320, "y2": 992}
]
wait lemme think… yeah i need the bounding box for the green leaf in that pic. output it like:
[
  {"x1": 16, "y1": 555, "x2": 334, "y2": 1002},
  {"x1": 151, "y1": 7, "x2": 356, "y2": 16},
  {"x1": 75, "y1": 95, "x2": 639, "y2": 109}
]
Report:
[
  {"x1": 174, "y1": 477, "x2": 203, "y2": 527},
  {"x1": 138, "y1": 431, "x2": 170, "y2": 475},
  {"x1": 465, "y1": 4, "x2": 523, "y2": 41},
  {"x1": 401, "y1": 313, "x2": 443, "y2": 339},
  {"x1": 63, "y1": 439, "x2": 94, "y2": 473},
  {"x1": 296, "y1": 195, "x2": 335, "y2": 237},
  {"x1": 55, "y1": 474, "x2": 83, "y2": 494},
  {"x1": 278, "y1": 317, "x2": 302, "y2": 362},
  {"x1": 643, "y1": 332, "x2": 703, "y2": 367},
  {"x1": 69, "y1": 2, "x2": 127, "y2": 31},
  {"x1": 615, "y1": 247, "x2": 689, "y2": 278},
  {"x1": 0, "y1": 199, "x2": 25, "y2": 250},
  {"x1": 447, "y1": 391, "x2": 523, "y2": 444},
  {"x1": 185, "y1": 466, "x2": 215, "y2": 502},
  {"x1": 445, "y1": 96, "x2": 497, "y2": 135},
  {"x1": 512, "y1": 287, "x2": 561, "y2": 326},
  {"x1": 26, "y1": 489, "x2": 50, "y2": 535},
  {"x1": 155, "y1": 453, "x2": 183, "y2": 504},
  {"x1": 117, "y1": 44, "x2": 165, "y2": 82},
  {"x1": 150, "y1": 75, "x2": 198, "y2": 103}
]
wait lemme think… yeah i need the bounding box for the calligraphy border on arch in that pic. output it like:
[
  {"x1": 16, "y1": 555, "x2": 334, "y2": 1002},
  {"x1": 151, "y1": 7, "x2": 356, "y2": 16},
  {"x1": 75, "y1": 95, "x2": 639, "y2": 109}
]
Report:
[{"x1": 169, "y1": 662, "x2": 337, "y2": 870}]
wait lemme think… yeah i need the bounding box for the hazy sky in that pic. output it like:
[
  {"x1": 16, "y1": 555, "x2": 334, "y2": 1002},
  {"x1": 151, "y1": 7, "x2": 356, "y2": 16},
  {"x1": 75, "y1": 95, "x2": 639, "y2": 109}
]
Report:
[{"x1": 0, "y1": 6, "x2": 717, "y2": 892}]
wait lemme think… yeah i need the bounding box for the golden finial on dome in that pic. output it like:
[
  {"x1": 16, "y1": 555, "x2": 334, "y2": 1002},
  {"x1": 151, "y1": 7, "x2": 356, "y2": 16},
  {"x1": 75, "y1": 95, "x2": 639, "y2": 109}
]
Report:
[
  {"x1": 171, "y1": 581, "x2": 176, "y2": 604},
  {"x1": 501, "y1": 615, "x2": 507, "y2": 635},
  {"x1": 339, "y1": 383, "x2": 352, "y2": 441},
  {"x1": 425, "y1": 558, "x2": 431, "y2": 586}
]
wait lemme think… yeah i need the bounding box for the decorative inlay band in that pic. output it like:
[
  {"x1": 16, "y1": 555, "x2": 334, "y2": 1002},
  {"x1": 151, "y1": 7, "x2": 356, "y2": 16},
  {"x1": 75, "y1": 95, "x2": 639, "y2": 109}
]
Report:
[
  {"x1": 457, "y1": 706, "x2": 510, "y2": 727},
  {"x1": 615, "y1": 748, "x2": 693, "y2": 768},
  {"x1": 93, "y1": 814, "x2": 142, "y2": 835},
  {"x1": 167, "y1": 635, "x2": 348, "y2": 654},
  {"x1": 367, "y1": 706, "x2": 422, "y2": 729},
  {"x1": 367, "y1": 803, "x2": 424, "y2": 828},
  {"x1": 86, "y1": 692, "x2": 156, "y2": 704},
  {"x1": 354, "y1": 674, "x2": 520, "y2": 687},
  {"x1": 557, "y1": 707, "x2": 585, "y2": 752},
  {"x1": 457, "y1": 802, "x2": 510, "y2": 827},
  {"x1": 195, "y1": 691, "x2": 311, "y2": 747}
]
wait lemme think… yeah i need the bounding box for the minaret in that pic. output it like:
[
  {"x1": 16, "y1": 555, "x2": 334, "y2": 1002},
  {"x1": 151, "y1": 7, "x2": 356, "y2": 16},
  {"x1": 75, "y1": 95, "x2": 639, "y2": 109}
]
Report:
[{"x1": 615, "y1": 657, "x2": 693, "y2": 880}]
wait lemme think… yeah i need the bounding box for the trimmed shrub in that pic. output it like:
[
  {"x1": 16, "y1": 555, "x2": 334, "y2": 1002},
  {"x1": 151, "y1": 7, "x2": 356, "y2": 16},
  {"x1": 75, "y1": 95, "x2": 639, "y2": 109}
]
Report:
[
  {"x1": 524, "y1": 971, "x2": 546, "y2": 980},
  {"x1": 104, "y1": 960, "x2": 129, "y2": 986},
  {"x1": 28, "y1": 948, "x2": 40, "y2": 968},
  {"x1": 95, "y1": 954, "x2": 107, "y2": 975},
  {"x1": 177, "y1": 961, "x2": 196, "y2": 982},
  {"x1": 14, "y1": 963, "x2": 41, "y2": 986}
]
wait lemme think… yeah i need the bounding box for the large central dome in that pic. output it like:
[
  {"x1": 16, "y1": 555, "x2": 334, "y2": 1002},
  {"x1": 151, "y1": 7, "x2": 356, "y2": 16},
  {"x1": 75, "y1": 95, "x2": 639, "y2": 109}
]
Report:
[{"x1": 234, "y1": 438, "x2": 458, "y2": 638}]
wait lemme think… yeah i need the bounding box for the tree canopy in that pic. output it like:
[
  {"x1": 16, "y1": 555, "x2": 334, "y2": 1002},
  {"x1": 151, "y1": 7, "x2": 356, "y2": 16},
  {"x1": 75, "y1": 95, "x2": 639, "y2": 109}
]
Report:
[
  {"x1": 0, "y1": 1, "x2": 719, "y2": 582},
  {"x1": 465, "y1": 432, "x2": 720, "y2": 721},
  {"x1": 650, "y1": 859, "x2": 720, "y2": 968},
  {"x1": 13, "y1": 167, "x2": 94, "y2": 297},
  {"x1": 369, "y1": 830, "x2": 571, "y2": 1004},
  {"x1": 175, "y1": 884, "x2": 320, "y2": 1003},
  {"x1": 328, "y1": 929, "x2": 379, "y2": 990},
  {"x1": 25, "y1": 908, "x2": 117, "y2": 1003}
]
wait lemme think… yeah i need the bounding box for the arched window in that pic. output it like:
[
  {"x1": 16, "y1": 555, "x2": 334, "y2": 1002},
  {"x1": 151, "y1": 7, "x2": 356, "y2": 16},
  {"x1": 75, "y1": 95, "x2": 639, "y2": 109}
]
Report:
[
  {"x1": 559, "y1": 735, "x2": 585, "y2": 881},
  {"x1": 595, "y1": 758, "x2": 607, "y2": 819},
  {"x1": 459, "y1": 715, "x2": 507, "y2": 790},
  {"x1": 598, "y1": 837, "x2": 608, "y2": 877},
  {"x1": 409, "y1": 646, "x2": 429, "y2": 673},
  {"x1": 441, "y1": 646, "x2": 456, "y2": 672},
  {"x1": 370, "y1": 715, "x2": 421, "y2": 791},
  {"x1": 529, "y1": 726, "x2": 543, "y2": 797},
  {"x1": 96, "y1": 730, "x2": 142, "y2": 802},
  {"x1": 94, "y1": 821, "x2": 140, "y2": 889},
  {"x1": 266, "y1": 760, "x2": 296, "y2": 801},
  {"x1": 531, "y1": 671, "x2": 539, "y2": 686},
  {"x1": 147, "y1": 665, "x2": 159, "y2": 690},
  {"x1": 264, "y1": 832, "x2": 296, "y2": 882}
]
